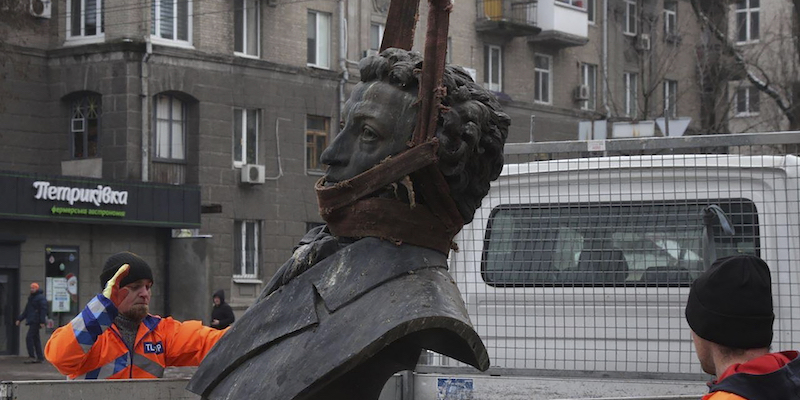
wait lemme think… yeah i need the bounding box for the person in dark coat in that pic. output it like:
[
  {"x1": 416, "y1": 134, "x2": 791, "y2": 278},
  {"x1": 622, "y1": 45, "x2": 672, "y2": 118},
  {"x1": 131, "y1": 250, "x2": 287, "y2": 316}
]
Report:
[
  {"x1": 210, "y1": 290, "x2": 234, "y2": 330},
  {"x1": 16, "y1": 282, "x2": 48, "y2": 363}
]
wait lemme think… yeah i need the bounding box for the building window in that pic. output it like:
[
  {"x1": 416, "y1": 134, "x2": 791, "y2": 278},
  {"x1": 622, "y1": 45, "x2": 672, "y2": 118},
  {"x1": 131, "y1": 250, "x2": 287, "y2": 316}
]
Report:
[
  {"x1": 483, "y1": 44, "x2": 502, "y2": 92},
  {"x1": 235, "y1": 0, "x2": 260, "y2": 57},
  {"x1": 624, "y1": 72, "x2": 638, "y2": 117},
  {"x1": 581, "y1": 63, "x2": 597, "y2": 111},
  {"x1": 736, "y1": 86, "x2": 760, "y2": 116},
  {"x1": 482, "y1": 200, "x2": 759, "y2": 287},
  {"x1": 151, "y1": 0, "x2": 192, "y2": 43},
  {"x1": 624, "y1": 0, "x2": 636, "y2": 35},
  {"x1": 369, "y1": 22, "x2": 384, "y2": 53},
  {"x1": 664, "y1": 1, "x2": 677, "y2": 37},
  {"x1": 587, "y1": 0, "x2": 595, "y2": 23},
  {"x1": 70, "y1": 95, "x2": 101, "y2": 158},
  {"x1": 234, "y1": 220, "x2": 260, "y2": 278},
  {"x1": 534, "y1": 54, "x2": 551, "y2": 104},
  {"x1": 664, "y1": 79, "x2": 678, "y2": 118},
  {"x1": 306, "y1": 115, "x2": 329, "y2": 172},
  {"x1": 735, "y1": 0, "x2": 759, "y2": 43},
  {"x1": 234, "y1": 109, "x2": 259, "y2": 166},
  {"x1": 307, "y1": 10, "x2": 331, "y2": 68},
  {"x1": 154, "y1": 95, "x2": 186, "y2": 161},
  {"x1": 67, "y1": 0, "x2": 104, "y2": 39},
  {"x1": 555, "y1": 0, "x2": 585, "y2": 8}
]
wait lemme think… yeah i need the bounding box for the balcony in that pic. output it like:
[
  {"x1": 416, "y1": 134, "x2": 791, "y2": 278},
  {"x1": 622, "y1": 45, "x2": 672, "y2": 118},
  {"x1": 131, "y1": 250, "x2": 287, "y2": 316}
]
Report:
[
  {"x1": 527, "y1": 0, "x2": 589, "y2": 47},
  {"x1": 476, "y1": 0, "x2": 542, "y2": 37}
]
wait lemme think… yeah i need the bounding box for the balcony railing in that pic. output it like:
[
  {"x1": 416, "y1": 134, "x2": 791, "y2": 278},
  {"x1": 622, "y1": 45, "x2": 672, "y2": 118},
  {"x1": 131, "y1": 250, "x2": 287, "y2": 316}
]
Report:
[{"x1": 476, "y1": 0, "x2": 541, "y2": 36}]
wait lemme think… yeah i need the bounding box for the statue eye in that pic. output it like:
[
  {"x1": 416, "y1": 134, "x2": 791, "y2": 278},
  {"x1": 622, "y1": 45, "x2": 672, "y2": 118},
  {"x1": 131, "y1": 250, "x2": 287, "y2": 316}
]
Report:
[{"x1": 361, "y1": 126, "x2": 379, "y2": 142}]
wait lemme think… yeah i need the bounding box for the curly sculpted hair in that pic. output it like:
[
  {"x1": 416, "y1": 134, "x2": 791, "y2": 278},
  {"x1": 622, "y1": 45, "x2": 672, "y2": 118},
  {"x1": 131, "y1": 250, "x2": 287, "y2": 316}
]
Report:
[{"x1": 357, "y1": 48, "x2": 510, "y2": 224}]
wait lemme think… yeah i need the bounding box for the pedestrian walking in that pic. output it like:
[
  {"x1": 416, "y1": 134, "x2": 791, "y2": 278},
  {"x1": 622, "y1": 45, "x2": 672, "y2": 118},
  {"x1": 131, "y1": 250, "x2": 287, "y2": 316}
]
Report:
[
  {"x1": 210, "y1": 289, "x2": 234, "y2": 330},
  {"x1": 16, "y1": 282, "x2": 48, "y2": 363}
]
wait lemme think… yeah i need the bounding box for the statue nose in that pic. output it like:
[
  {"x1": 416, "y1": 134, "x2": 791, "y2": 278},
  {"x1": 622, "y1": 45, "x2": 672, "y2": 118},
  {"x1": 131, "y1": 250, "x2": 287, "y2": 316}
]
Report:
[{"x1": 320, "y1": 134, "x2": 347, "y2": 167}]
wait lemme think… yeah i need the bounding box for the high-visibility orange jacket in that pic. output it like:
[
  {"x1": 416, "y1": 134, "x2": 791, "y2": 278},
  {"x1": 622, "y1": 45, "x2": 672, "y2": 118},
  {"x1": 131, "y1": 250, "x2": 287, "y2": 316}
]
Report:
[
  {"x1": 45, "y1": 294, "x2": 227, "y2": 379},
  {"x1": 702, "y1": 351, "x2": 800, "y2": 400}
]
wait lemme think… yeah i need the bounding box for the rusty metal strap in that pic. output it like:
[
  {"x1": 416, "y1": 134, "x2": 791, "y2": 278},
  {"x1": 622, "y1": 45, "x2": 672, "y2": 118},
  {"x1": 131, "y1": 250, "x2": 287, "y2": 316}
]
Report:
[
  {"x1": 316, "y1": 139, "x2": 439, "y2": 214},
  {"x1": 322, "y1": 197, "x2": 455, "y2": 254}
]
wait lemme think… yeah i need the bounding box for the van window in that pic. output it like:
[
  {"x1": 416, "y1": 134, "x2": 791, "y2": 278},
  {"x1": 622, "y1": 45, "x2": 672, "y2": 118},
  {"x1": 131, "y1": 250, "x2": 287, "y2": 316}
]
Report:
[{"x1": 482, "y1": 199, "x2": 759, "y2": 287}]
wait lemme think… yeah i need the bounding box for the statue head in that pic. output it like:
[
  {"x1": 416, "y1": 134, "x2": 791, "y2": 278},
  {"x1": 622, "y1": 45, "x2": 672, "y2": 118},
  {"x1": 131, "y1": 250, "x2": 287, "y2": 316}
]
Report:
[{"x1": 320, "y1": 48, "x2": 510, "y2": 223}]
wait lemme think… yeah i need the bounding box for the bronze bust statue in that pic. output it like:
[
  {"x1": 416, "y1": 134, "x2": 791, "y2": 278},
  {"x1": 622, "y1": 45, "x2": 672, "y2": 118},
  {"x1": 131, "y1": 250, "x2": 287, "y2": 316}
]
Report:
[{"x1": 187, "y1": 48, "x2": 510, "y2": 400}]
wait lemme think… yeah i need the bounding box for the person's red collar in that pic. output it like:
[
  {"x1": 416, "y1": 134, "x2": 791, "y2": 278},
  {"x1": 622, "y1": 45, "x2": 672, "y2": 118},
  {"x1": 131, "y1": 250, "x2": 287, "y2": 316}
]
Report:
[{"x1": 716, "y1": 350, "x2": 799, "y2": 382}]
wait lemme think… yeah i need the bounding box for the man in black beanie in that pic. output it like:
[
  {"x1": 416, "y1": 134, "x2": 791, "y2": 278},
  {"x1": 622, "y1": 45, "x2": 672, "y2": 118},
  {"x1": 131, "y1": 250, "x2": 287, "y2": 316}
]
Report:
[
  {"x1": 686, "y1": 255, "x2": 800, "y2": 400},
  {"x1": 44, "y1": 251, "x2": 229, "y2": 379}
]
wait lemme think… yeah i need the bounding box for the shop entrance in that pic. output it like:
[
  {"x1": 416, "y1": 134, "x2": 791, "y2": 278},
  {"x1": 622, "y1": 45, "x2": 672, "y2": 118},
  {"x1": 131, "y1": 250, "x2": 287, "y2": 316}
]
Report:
[{"x1": 0, "y1": 244, "x2": 20, "y2": 355}]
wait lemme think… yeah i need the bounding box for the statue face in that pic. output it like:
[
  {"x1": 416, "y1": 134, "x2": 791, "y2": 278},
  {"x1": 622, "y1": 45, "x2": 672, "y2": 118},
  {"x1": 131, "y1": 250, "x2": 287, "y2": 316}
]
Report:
[{"x1": 320, "y1": 81, "x2": 417, "y2": 183}]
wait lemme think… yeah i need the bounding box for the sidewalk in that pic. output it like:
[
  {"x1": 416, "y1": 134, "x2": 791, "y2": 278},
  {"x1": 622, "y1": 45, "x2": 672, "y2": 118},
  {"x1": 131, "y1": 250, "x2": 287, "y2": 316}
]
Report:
[
  {"x1": 0, "y1": 356, "x2": 63, "y2": 381},
  {"x1": 0, "y1": 356, "x2": 198, "y2": 381}
]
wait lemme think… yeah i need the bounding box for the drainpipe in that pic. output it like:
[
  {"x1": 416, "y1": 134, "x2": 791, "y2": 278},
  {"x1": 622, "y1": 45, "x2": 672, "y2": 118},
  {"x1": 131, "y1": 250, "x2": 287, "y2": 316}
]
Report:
[
  {"x1": 141, "y1": 37, "x2": 152, "y2": 182},
  {"x1": 338, "y1": 0, "x2": 349, "y2": 126},
  {"x1": 602, "y1": 0, "x2": 610, "y2": 116}
]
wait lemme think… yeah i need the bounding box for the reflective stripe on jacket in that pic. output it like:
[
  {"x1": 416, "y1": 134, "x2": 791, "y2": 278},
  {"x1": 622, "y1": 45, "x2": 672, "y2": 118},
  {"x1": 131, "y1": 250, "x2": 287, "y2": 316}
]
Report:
[
  {"x1": 44, "y1": 294, "x2": 227, "y2": 379},
  {"x1": 703, "y1": 392, "x2": 747, "y2": 400}
]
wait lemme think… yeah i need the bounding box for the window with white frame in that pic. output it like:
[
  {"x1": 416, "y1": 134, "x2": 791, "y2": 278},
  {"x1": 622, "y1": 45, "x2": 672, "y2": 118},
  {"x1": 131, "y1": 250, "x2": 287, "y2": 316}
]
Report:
[
  {"x1": 735, "y1": 0, "x2": 759, "y2": 43},
  {"x1": 736, "y1": 86, "x2": 760, "y2": 115},
  {"x1": 664, "y1": 1, "x2": 677, "y2": 37},
  {"x1": 235, "y1": 0, "x2": 260, "y2": 57},
  {"x1": 307, "y1": 10, "x2": 331, "y2": 68},
  {"x1": 587, "y1": 0, "x2": 595, "y2": 23},
  {"x1": 581, "y1": 63, "x2": 597, "y2": 111},
  {"x1": 534, "y1": 54, "x2": 552, "y2": 104},
  {"x1": 664, "y1": 79, "x2": 678, "y2": 118},
  {"x1": 151, "y1": 0, "x2": 192, "y2": 43},
  {"x1": 369, "y1": 22, "x2": 384, "y2": 53},
  {"x1": 483, "y1": 44, "x2": 502, "y2": 92},
  {"x1": 67, "y1": 0, "x2": 104, "y2": 40},
  {"x1": 234, "y1": 108, "x2": 259, "y2": 167},
  {"x1": 624, "y1": 72, "x2": 638, "y2": 117},
  {"x1": 155, "y1": 95, "x2": 186, "y2": 161},
  {"x1": 556, "y1": 0, "x2": 585, "y2": 8},
  {"x1": 306, "y1": 115, "x2": 329, "y2": 172},
  {"x1": 624, "y1": 0, "x2": 637, "y2": 35},
  {"x1": 234, "y1": 220, "x2": 260, "y2": 278},
  {"x1": 70, "y1": 95, "x2": 101, "y2": 158}
]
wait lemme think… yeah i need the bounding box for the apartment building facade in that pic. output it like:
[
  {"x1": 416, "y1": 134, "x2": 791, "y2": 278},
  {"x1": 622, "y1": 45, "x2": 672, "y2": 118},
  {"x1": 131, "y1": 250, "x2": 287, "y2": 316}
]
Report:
[
  {"x1": 722, "y1": 0, "x2": 795, "y2": 133},
  {"x1": 0, "y1": 0, "x2": 705, "y2": 356}
]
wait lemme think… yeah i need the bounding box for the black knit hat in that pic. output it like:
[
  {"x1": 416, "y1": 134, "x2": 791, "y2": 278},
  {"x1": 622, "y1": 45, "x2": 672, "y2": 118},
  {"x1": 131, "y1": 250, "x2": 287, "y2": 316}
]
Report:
[
  {"x1": 100, "y1": 251, "x2": 154, "y2": 290},
  {"x1": 685, "y1": 255, "x2": 774, "y2": 349}
]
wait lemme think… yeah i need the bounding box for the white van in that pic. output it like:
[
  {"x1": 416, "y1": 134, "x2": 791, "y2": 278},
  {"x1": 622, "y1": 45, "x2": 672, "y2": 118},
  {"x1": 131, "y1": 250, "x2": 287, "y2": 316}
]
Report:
[{"x1": 448, "y1": 154, "x2": 800, "y2": 376}]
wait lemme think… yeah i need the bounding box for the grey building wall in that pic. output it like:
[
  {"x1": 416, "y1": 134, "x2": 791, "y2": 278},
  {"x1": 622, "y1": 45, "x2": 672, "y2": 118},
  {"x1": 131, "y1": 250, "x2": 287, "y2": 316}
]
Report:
[{"x1": 1, "y1": 0, "x2": 710, "y2": 345}]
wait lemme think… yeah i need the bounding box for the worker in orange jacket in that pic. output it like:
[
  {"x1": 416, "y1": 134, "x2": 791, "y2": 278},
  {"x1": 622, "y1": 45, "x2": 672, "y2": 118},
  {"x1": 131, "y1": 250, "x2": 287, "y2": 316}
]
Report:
[
  {"x1": 686, "y1": 255, "x2": 800, "y2": 399},
  {"x1": 45, "y1": 251, "x2": 228, "y2": 379}
]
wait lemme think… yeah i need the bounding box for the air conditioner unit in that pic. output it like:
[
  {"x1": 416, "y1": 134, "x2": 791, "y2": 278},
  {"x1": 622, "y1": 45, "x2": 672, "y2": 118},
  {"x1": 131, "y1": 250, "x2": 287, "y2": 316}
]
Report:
[
  {"x1": 363, "y1": 49, "x2": 380, "y2": 58},
  {"x1": 636, "y1": 33, "x2": 651, "y2": 51},
  {"x1": 240, "y1": 164, "x2": 266, "y2": 184},
  {"x1": 574, "y1": 84, "x2": 590, "y2": 101},
  {"x1": 30, "y1": 0, "x2": 51, "y2": 18}
]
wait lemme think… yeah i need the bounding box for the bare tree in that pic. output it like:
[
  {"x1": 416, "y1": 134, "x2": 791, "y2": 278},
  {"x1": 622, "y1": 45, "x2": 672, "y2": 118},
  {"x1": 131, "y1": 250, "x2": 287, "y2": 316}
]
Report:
[
  {"x1": 595, "y1": 0, "x2": 700, "y2": 127},
  {"x1": 690, "y1": 0, "x2": 800, "y2": 131}
]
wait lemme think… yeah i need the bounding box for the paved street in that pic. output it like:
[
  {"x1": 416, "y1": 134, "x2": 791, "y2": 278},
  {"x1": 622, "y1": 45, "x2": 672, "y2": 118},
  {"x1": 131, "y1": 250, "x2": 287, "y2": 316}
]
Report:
[{"x1": 0, "y1": 356, "x2": 198, "y2": 381}]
